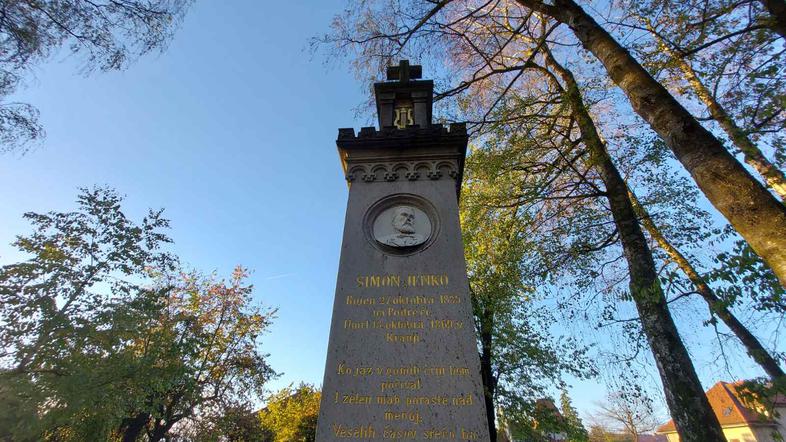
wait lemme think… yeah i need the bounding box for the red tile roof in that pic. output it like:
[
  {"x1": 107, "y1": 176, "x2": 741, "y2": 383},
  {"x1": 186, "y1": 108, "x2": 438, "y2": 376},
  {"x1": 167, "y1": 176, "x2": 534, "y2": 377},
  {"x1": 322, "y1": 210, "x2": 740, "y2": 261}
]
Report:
[{"x1": 657, "y1": 381, "x2": 777, "y2": 433}]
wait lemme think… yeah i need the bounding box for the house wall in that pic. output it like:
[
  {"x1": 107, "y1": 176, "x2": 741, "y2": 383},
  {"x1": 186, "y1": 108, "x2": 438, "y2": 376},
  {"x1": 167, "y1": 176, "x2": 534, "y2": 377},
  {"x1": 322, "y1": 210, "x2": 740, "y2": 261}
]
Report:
[
  {"x1": 726, "y1": 425, "x2": 764, "y2": 442},
  {"x1": 775, "y1": 405, "x2": 786, "y2": 435},
  {"x1": 662, "y1": 425, "x2": 781, "y2": 442},
  {"x1": 749, "y1": 426, "x2": 783, "y2": 442}
]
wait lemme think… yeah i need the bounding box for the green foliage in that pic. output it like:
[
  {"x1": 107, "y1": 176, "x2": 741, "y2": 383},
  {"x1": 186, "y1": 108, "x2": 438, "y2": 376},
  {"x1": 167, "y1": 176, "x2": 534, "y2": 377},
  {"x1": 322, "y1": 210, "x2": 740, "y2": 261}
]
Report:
[
  {"x1": 501, "y1": 395, "x2": 588, "y2": 442},
  {"x1": 560, "y1": 390, "x2": 590, "y2": 442},
  {"x1": 706, "y1": 226, "x2": 785, "y2": 313},
  {"x1": 187, "y1": 405, "x2": 271, "y2": 442},
  {"x1": 587, "y1": 426, "x2": 633, "y2": 442},
  {"x1": 0, "y1": 188, "x2": 277, "y2": 441},
  {"x1": 259, "y1": 383, "x2": 321, "y2": 442},
  {"x1": 462, "y1": 147, "x2": 596, "y2": 438},
  {"x1": 0, "y1": 187, "x2": 177, "y2": 440}
]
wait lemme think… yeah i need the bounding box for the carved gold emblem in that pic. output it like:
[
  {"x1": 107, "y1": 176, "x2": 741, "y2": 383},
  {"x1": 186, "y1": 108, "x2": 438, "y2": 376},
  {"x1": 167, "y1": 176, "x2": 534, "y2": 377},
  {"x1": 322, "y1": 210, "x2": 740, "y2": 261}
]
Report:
[{"x1": 394, "y1": 106, "x2": 414, "y2": 129}]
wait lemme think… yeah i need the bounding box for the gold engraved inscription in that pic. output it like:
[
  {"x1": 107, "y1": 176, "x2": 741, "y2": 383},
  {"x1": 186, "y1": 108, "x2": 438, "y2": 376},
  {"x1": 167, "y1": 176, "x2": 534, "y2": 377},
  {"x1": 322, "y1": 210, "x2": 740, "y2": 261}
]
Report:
[
  {"x1": 333, "y1": 392, "x2": 372, "y2": 405},
  {"x1": 354, "y1": 274, "x2": 449, "y2": 289},
  {"x1": 461, "y1": 428, "x2": 479, "y2": 440},
  {"x1": 333, "y1": 424, "x2": 376, "y2": 438},
  {"x1": 423, "y1": 428, "x2": 456, "y2": 439},
  {"x1": 344, "y1": 319, "x2": 370, "y2": 329},
  {"x1": 346, "y1": 295, "x2": 376, "y2": 305},
  {"x1": 429, "y1": 319, "x2": 463, "y2": 329},
  {"x1": 385, "y1": 332, "x2": 420, "y2": 343},
  {"x1": 330, "y1": 272, "x2": 478, "y2": 438},
  {"x1": 380, "y1": 378, "x2": 422, "y2": 393},
  {"x1": 357, "y1": 275, "x2": 401, "y2": 288},
  {"x1": 384, "y1": 410, "x2": 423, "y2": 424},
  {"x1": 406, "y1": 274, "x2": 449, "y2": 287},
  {"x1": 383, "y1": 427, "x2": 418, "y2": 439},
  {"x1": 439, "y1": 294, "x2": 460, "y2": 304}
]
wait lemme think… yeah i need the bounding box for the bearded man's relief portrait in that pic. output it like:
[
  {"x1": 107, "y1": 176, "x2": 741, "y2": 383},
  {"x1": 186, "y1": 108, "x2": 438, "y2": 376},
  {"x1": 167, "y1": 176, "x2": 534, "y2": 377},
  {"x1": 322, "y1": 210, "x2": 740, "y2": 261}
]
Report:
[{"x1": 373, "y1": 205, "x2": 431, "y2": 248}]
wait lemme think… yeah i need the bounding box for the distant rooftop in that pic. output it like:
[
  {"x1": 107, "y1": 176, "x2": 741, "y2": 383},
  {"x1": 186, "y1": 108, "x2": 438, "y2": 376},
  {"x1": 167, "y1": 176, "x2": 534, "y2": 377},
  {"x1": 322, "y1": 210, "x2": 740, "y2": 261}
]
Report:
[{"x1": 658, "y1": 381, "x2": 786, "y2": 433}]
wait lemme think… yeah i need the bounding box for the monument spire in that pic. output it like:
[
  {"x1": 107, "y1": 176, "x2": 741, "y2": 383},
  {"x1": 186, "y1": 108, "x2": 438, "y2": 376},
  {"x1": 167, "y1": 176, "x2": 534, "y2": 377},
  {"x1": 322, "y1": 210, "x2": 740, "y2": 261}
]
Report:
[
  {"x1": 316, "y1": 62, "x2": 490, "y2": 441},
  {"x1": 374, "y1": 60, "x2": 433, "y2": 130}
]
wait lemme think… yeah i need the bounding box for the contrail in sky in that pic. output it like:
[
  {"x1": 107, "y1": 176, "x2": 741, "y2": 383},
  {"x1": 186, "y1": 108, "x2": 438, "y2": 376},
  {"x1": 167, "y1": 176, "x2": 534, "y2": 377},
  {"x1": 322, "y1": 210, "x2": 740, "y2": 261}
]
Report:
[{"x1": 263, "y1": 272, "x2": 296, "y2": 281}]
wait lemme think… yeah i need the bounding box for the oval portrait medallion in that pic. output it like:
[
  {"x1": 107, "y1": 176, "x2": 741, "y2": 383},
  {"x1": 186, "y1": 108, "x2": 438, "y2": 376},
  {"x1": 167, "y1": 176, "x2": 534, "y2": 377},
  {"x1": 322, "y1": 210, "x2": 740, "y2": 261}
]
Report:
[{"x1": 364, "y1": 194, "x2": 439, "y2": 256}]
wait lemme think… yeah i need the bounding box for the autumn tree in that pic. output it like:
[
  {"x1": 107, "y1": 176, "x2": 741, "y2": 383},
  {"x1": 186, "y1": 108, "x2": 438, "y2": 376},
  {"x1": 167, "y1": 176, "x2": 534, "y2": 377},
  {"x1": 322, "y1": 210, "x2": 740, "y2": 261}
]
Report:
[
  {"x1": 587, "y1": 425, "x2": 632, "y2": 442},
  {"x1": 186, "y1": 405, "x2": 271, "y2": 442},
  {"x1": 587, "y1": 0, "x2": 786, "y2": 381},
  {"x1": 0, "y1": 188, "x2": 175, "y2": 374},
  {"x1": 627, "y1": 189, "x2": 786, "y2": 380},
  {"x1": 592, "y1": 391, "x2": 662, "y2": 441},
  {"x1": 0, "y1": 0, "x2": 193, "y2": 152},
  {"x1": 454, "y1": 38, "x2": 725, "y2": 441},
  {"x1": 118, "y1": 268, "x2": 277, "y2": 441},
  {"x1": 259, "y1": 383, "x2": 321, "y2": 442},
  {"x1": 0, "y1": 188, "x2": 277, "y2": 441},
  {"x1": 613, "y1": 4, "x2": 786, "y2": 369}
]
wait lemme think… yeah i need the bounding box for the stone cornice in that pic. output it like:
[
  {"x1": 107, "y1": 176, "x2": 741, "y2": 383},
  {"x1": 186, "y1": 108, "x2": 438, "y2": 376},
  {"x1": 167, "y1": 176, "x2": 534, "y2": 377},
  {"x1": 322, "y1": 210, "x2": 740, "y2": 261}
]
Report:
[
  {"x1": 336, "y1": 124, "x2": 468, "y2": 197},
  {"x1": 337, "y1": 123, "x2": 467, "y2": 150}
]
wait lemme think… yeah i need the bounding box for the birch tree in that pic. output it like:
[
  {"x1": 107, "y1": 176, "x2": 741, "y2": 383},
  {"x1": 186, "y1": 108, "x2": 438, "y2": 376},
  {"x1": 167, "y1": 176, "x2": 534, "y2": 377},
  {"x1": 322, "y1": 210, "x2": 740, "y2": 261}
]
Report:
[{"x1": 615, "y1": 0, "x2": 786, "y2": 200}]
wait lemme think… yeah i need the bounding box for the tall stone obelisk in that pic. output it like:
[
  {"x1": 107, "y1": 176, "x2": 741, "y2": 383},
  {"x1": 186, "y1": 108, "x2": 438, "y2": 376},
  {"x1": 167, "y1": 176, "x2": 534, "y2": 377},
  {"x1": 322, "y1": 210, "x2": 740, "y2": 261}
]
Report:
[{"x1": 316, "y1": 61, "x2": 490, "y2": 441}]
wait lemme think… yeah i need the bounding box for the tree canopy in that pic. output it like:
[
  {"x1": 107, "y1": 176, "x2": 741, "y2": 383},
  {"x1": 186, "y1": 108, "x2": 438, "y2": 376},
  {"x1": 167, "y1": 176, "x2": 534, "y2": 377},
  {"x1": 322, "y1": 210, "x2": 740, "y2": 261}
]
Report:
[
  {"x1": 259, "y1": 383, "x2": 321, "y2": 442},
  {"x1": 0, "y1": 188, "x2": 276, "y2": 441}
]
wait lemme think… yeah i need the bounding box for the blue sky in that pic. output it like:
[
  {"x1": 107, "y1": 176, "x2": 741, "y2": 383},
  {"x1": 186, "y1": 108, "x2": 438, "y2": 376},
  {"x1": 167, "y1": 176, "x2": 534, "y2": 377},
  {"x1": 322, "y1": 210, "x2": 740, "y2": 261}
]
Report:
[{"x1": 0, "y1": 0, "x2": 777, "y2": 427}]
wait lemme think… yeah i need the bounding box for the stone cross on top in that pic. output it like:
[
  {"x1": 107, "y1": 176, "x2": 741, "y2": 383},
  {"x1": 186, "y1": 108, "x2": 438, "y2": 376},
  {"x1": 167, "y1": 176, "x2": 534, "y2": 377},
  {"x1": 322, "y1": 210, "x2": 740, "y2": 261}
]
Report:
[
  {"x1": 375, "y1": 60, "x2": 433, "y2": 129},
  {"x1": 386, "y1": 60, "x2": 422, "y2": 82}
]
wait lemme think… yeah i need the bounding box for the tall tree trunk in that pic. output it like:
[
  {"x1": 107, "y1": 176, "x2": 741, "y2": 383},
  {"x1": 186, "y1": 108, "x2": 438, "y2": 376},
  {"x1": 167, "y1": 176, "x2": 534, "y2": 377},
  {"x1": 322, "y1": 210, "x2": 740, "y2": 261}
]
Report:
[
  {"x1": 478, "y1": 306, "x2": 498, "y2": 442},
  {"x1": 544, "y1": 50, "x2": 727, "y2": 442},
  {"x1": 121, "y1": 412, "x2": 149, "y2": 442},
  {"x1": 651, "y1": 28, "x2": 786, "y2": 200},
  {"x1": 759, "y1": 0, "x2": 786, "y2": 39},
  {"x1": 627, "y1": 190, "x2": 786, "y2": 379},
  {"x1": 517, "y1": 0, "x2": 786, "y2": 287},
  {"x1": 150, "y1": 418, "x2": 174, "y2": 442},
  {"x1": 150, "y1": 426, "x2": 166, "y2": 442}
]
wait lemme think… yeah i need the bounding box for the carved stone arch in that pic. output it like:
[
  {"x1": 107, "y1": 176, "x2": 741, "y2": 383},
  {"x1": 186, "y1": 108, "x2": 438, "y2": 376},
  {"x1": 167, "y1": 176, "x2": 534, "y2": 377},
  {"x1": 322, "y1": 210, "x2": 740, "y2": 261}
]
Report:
[
  {"x1": 392, "y1": 163, "x2": 410, "y2": 174},
  {"x1": 387, "y1": 163, "x2": 407, "y2": 182},
  {"x1": 370, "y1": 164, "x2": 389, "y2": 182},
  {"x1": 346, "y1": 165, "x2": 367, "y2": 182},
  {"x1": 363, "y1": 164, "x2": 380, "y2": 182},
  {"x1": 436, "y1": 160, "x2": 458, "y2": 179},
  {"x1": 346, "y1": 159, "x2": 462, "y2": 184},
  {"x1": 370, "y1": 164, "x2": 388, "y2": 174},
  {"x1": 414, "y1": 161, "x2": 433, "y2": 177}
]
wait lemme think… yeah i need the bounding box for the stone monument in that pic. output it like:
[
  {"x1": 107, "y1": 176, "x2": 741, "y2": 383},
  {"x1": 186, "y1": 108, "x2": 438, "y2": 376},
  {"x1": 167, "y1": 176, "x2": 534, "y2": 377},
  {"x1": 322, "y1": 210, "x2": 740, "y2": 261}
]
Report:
[{"x1": 315, "y1": 61, "x2": 490, "y2": 441}]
